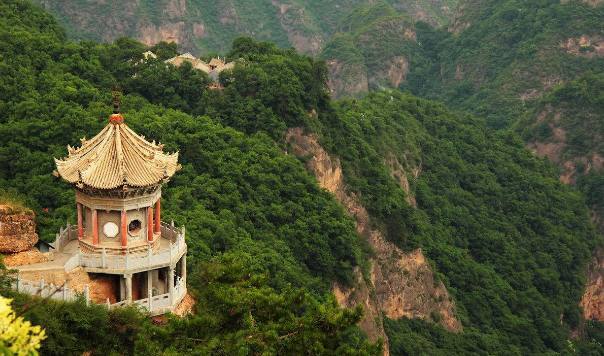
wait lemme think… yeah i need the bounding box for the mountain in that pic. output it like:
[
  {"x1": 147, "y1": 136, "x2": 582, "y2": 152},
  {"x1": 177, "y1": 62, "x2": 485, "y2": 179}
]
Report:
[{"x1": 33, "y1": 0, "x2": 457, "y2": 56}]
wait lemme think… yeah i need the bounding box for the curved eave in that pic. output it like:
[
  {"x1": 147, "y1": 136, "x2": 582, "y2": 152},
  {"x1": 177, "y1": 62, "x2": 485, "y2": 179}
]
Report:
[{"x1": 54, "y1": 122, "x2": 181, "y2": 190}]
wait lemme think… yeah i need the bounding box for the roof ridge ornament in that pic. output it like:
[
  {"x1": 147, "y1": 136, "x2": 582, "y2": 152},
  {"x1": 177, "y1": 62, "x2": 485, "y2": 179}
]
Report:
[
  {"x1": 54, "y1": 89, "x2": 180, "y2": 191},
  {"x1": 109, "y1": 88, "x2": 124, "y2": 124}
]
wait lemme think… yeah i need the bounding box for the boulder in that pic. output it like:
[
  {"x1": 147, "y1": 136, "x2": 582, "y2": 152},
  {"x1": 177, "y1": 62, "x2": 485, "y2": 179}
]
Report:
[{"x1": 0, "y1": 205, "x2": 38, "y2": 253}]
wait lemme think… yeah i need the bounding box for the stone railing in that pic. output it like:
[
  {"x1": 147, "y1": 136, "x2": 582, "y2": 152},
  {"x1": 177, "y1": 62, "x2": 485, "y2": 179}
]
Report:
[
  {"x1": 77, "y1": 231, "x2": 186, "y2": 272},
  {"x1": 64, "y1": 254, "x2": 80, "y2": 272},
  {"x1": 78, "y1": 234, "x2": 161, "y2": 255},
  {"x1": 51, "y1": 224, "x2": 78, "y2": 252},
  {"x1": 160, "y1": 221, "x2": 184, "y2": 243},
  {"x1": 13, "y1": 277, "x2": 90, "y2": 305},
  {"x1": 112, "y1": 278, "x2": 186, "y2": 315}
]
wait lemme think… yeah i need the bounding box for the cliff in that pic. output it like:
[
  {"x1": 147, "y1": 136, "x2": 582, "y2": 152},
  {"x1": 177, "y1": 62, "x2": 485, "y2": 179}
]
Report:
[
  {"x1": 0, "y1": 204, "x2": 38, "y2": 254},
  {"x1": 582, "y1": 247, "x2": 604, "y2": 321},
  {"x1": 286, "y1": 128, "x2": 462, "y2": 354},
  {"x1": 34, "y1": 0, "x2": 457, "y2": 56}
]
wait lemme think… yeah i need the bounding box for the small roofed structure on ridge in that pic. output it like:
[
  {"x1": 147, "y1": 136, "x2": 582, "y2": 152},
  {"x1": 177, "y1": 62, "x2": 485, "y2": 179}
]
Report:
[
  {"x1": 165, "y1": 53, "x2": 235, "y2": 83},
  {"x1": 13, "y1": 92, "x2": 188, "y2": 316}
]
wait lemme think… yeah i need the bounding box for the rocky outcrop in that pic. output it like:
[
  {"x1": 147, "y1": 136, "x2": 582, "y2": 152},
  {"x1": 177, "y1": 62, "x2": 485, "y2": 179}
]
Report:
[
  {"x1": 138, "y1": 22, "x2": 187, "y2": 46},
  {"x1": 370, "y1": 56, "x2": 409, "y2": 90},
  {"x1": 271, "y1": 0, "x2": 323, "y2": 55},
  {"x1": 3, "y1": 249, "x2": 49, "y2": 267},
  {"x1": 286, "y1": 128, "x2": 462, "y2": 354},
  {"x1": 326, "y1": 60, "x2": 369, "y2": 99},
  {"x1": 0, "y1": 205, "x2": 38, "y2": 253},
  {"x1": 173, "y1": 292, "x2": 196, "y2": 317},
  {"x1": 581, "y1": 247, "x2": 604, "y2": 321},
  {"x1": 385, "y1": 154, "x2": 418, "y2": 208},
  {"x1": 333, "y1": 268, "x2": 387, "y2": 350},
  {"x1": 561, "y1": 35, "x2": 604, "y2": 58}
]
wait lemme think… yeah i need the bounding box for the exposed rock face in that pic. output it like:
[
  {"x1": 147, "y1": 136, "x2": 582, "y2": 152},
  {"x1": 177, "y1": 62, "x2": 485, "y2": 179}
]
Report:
[
  {"x1": 333, "y1": 268, "x2": 387, "y2": 351},
  {"x1": 272, "y1": 0, "x2": 323, "y2": 55},
  {"x1": 3, "y1": 249, "x2": 49, "y2": 267},
  {"x1": 581, "y1": 247, "x2": 604, "y2": 321},
  {"x1": 286, "y1": 128, "x2": 462, "y2": 354},
  {"x1": 370, "y1": 56, "x2": 409, "y2": 89},
  {"x1": 173, "y1": 292, "x2": 196, "y2": 317},
  {"x1": 527, "y1": 108, "x2": 603, "y2": 185},
  {"x1": 326, "y1": 60, "x2": 369, "y2": 99},
  {"x1": 385, "y1": 154, "x2": 418, "y2": 207},
  {"x1": 138, "y1": 22, "x2": 187, "y2": 46},
  {"x1": 561, "y1": 35, "x2": 604, "y2": 58},
  {"x1": 0, "y1": 205, "x2": 38, "y2": 253}
]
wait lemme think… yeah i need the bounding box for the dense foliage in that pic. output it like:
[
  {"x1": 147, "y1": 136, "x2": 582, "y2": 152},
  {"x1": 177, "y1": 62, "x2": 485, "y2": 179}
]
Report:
[
  {"x1": 32, "y1": 0, "x2": 457, "y2": 54},
  {"x1": 0, "y1": 1, "x2": 376, "y2": 354},
  {"x1": 320, "y1": 91, "x2": 600, "y2": 353}
]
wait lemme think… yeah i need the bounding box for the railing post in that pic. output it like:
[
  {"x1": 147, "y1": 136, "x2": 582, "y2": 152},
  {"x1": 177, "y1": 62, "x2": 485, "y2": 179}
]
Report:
[
  {"x1": 40, "y1": 279, "x2": 45, "y2": 296},
  {"x1": 84, "y1": 285, "x2": 90, "y2": 306},
  {"x1": 15, "y1": 276, "x2": 19, "y2": 292},
  {"x1": 125, "y1": 275, "x2": 132, "y2": 304},
  {"x1": 147, "y1": 270, "x2": 153, "y2": 311},
  {"x1": 106, "y1": 298, "x2": 111, "y2": 309},
  {"x1": 63, "y1": 282, "x2": 68, "y2": 300},
  {"x1": 102, "y1": 248, "x2": 107, "y2": 269},
  {"x1": 168, "y1": 267, "x2": 174, "y2": 305}
]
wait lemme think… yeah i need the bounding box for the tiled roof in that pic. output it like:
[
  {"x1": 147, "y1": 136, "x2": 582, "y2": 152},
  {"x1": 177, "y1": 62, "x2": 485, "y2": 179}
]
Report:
[{"x1": 54, "y1": 115, "x2": 179, "y2": 190}]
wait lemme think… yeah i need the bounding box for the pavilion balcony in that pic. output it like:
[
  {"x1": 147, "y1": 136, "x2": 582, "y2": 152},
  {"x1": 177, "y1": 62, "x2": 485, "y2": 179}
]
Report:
[{"x1": 53, "y1": 221, "x2": 187, "y2": 274}]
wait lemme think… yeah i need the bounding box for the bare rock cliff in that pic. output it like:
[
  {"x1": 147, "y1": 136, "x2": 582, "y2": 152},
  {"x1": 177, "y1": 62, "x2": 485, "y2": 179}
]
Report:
[
  {"x1": 0, "y1": 205, "x2": 38, "y2": 254},
  {"x1": 581, "y1": 247, "x2": 604, "y2": 321},
  {"x1": 326, "y1": 60, "x2": 369, "y2": 99},
  {"x1": 286, "y1": 128, "x2": 462, "y2": 354}
]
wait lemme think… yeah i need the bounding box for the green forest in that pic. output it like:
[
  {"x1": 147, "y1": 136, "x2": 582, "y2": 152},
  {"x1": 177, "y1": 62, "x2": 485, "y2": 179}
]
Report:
[{"x1": 1, "y1": 0, "x2": 603, "y2": 354}]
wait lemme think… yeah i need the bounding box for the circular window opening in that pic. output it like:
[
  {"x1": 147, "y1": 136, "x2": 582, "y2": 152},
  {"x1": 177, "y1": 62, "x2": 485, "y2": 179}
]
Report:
[
  {"x1": 128, "y1": 220, "x2": 142, "y2": 236},
  {"x1": 103, "y1": 222, "x2": 119, "y2": 238}
]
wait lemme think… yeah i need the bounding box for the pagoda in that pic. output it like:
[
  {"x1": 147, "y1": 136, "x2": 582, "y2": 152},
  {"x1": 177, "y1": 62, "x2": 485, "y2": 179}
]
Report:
[{"x1": 33, "y1": 96, "x2": 188, "y2": 314}]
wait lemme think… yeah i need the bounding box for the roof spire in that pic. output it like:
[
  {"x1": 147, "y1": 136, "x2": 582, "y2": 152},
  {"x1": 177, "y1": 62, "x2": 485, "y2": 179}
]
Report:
[
  {"x1": 109, "y1": 88, "x2": 124, "y2": 124},
  {"x1": 112, "y1": 88, "x2": 121, "y2": 114}
]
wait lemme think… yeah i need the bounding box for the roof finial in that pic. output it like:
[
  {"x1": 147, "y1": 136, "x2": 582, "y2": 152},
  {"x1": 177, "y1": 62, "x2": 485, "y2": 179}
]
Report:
[
  {"x1": 109, "y1": 88, "x2": 124, "y2": 124},
  {"x1": 112, "y1": 88, "x2": 121, "y2": 114}
]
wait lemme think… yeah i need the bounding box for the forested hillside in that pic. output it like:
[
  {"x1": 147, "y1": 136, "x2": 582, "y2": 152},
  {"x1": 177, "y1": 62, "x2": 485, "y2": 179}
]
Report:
[
  {"x1": 32, "y1": 0, "x2": 456, "y2": 55},
  {"x1": 1, "y1": 1, "x2": 603, "y2": 354}
]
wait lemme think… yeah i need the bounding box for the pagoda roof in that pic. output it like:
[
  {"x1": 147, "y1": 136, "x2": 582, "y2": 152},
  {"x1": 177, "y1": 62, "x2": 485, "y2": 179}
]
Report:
[{"x1": 54, "y1": 114, "x2": 180, "y2": 190}]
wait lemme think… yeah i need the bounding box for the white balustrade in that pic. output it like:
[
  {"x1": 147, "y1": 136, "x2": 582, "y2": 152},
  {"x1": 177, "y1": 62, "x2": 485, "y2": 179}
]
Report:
[{"x1": 13, "y1": 277, "x2": 86, "y2": 304}]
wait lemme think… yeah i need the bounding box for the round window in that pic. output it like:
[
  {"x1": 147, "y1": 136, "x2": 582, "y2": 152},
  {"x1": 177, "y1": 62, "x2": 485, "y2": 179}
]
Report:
[
  {"x1": 103, "y1": 222, "x2": 119, "y2": 238},
  {"x1": 128, "y1": 219, "x2": 142, "y2": 236}
]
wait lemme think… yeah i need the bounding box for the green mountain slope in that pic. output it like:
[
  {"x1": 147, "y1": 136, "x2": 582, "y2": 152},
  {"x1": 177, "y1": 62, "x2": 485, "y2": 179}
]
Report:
[
  {"x1": 0, "y1": 2, "x2": 378, "y2": 354},
  {"x1": 33, "y1": 0, "x2": 457, "y2": 55},
  {"x1": 207, "y1": 40, "x2": 601, "y2": 353}
]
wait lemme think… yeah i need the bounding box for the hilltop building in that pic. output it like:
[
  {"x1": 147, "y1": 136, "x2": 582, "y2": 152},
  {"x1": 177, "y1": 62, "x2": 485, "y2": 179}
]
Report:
[
  {"x1": 165, "y1": 53, "x2": 235, "y2": 82},
  {"x1": 11, "y1": 98, "x2": 188, "y2": 316}
]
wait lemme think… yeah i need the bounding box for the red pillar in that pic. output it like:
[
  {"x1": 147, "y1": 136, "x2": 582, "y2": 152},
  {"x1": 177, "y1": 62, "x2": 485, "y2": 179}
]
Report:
[
  {"x1": 154, "y1": 199, "x2": 161, "y2": 233},
  {"x1": 121, "y1": 210, "x2": 128, "y2": 247},
  {"x1": 92, "y1": 209, "x2": 99, "y2": 245},
  {"x1": 147, "y1": 206, "x2": 154, "y2": 242},
  {"x1": 77, "y1": 203, "x2": 83, "y2": 240}
]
